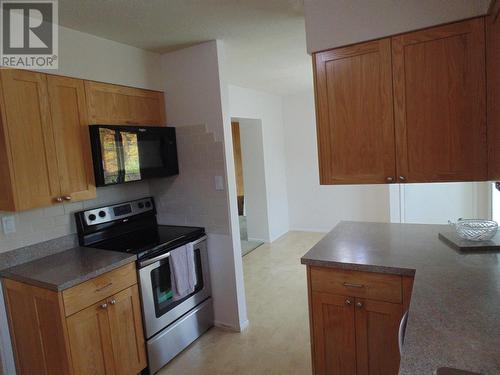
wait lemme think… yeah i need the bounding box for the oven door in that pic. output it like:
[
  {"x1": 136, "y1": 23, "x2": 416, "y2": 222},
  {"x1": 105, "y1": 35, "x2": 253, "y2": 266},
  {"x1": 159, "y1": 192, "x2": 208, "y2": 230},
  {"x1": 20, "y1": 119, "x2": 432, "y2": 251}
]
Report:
[{"x1": 138, "y1": 236, "x2": 211, "y2": 338}]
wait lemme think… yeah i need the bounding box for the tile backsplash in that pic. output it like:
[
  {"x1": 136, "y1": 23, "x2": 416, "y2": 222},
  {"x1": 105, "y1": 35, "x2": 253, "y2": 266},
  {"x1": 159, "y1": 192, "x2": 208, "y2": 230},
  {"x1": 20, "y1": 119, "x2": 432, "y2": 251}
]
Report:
[
  {"x1": 150, "y1": 124, "x2": 230, "y2": 235},
  {"x1": 0, "y1": 182, "x2": 151, "y2": 254}
]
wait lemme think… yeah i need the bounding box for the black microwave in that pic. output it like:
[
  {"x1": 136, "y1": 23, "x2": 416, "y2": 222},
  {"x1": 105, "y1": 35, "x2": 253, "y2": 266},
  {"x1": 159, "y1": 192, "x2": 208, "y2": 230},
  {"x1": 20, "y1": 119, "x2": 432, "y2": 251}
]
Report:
[{"x1": 89, "y1": 125, "x2": 179, "y2": 187}]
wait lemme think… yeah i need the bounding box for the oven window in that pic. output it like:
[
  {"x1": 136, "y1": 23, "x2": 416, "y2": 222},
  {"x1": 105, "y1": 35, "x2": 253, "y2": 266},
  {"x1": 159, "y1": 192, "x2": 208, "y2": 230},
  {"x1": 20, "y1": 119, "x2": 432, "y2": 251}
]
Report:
[{"x1": 150, "y1": 248, "x2": 204, "y2": 318}]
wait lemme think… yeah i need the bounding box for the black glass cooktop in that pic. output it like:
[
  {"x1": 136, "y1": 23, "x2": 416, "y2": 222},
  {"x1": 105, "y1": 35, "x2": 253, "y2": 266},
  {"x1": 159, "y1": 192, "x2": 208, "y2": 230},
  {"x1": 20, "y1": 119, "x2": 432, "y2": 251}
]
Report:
[{"x1": 93, "y1": 225, "x2": 205, "y2": 260}]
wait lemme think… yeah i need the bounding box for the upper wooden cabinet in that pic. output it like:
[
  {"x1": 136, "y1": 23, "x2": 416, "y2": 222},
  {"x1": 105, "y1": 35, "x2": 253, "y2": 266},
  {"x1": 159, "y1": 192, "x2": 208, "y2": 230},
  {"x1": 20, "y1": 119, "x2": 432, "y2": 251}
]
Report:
[
  {"x1": 47, "y1": 75, "x2": 96, "y2": 202},
  {"x1": 85, "y1": 81, "x2": 166, "y2": 126},
  {"x1": 392, "y1": 18, "x2": 487, "y2": 182},
  {"x1": 0, "y1": 69, "x2": 167, "y2": 211},
  {"x1": 0, "y1": 70, "x2": 61, "y2": 210},
  {"x1": 314, "y1": 39, "x2": 396, "y2": 184},
  {"x1": 487, "y1": 1, "x2": 500, "y2": 179},
  {"x1": 314, "y1": 18, "x2": 489, "y2": 184},
  {"x1": 0, "y1": 70, "x2": 96, "y2": 211}
]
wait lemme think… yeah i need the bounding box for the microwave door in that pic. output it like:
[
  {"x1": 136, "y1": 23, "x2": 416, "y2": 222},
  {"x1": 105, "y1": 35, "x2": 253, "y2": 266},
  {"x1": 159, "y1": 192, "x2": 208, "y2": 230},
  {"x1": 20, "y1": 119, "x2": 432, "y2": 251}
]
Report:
[
  {"x1": 119, "y1": 130, "x2": 142, "y2": 182},
  {"x1": 98, "y1": 127, "x2": 124, "y2": 185}
]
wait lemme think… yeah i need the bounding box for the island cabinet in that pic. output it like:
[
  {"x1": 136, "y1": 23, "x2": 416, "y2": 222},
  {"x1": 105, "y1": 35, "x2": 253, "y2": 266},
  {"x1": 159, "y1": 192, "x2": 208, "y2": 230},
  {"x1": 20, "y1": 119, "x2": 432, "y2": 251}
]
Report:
[
  {"x1": 307, "y1": 266, "x2": 413, "y2": 375},
  {"x1": 314, "y1": 17, "x2": 488, "y2": 184},
  {"x1": 2, "y1": 263, "x2": 147, "y2": 375}
]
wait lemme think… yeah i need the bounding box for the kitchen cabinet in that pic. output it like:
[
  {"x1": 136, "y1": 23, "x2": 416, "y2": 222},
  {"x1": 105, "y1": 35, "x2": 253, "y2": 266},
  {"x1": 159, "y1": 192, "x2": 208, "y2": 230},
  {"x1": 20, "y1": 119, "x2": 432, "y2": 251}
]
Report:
[
  {"x1": 47, "y1": 75, "x2": 96, "y2": 202},
  {"x1": 307, "y1": 266, "x2": 413, "y2": 375},
  {"x1": 0, "y1": 69, "x2": 60, "y2": 210},
  {"x1": 313, "y1": 18, "x2": 488, "y2": 184},
  {"x1": 392, "y1": 18, "x2": 487, "y2": 182},
  {"x1": 3, "y1": 263, "x2": 147, "y2": 375},
  {"x1": 85, "y1": 81, "x2": 166, "y2": 126},
  {"x1": 487, "y1": 0, "x2": 500, "y2": 179},
  {"x1": 314, "y1": 39, "x2": 395, "y2": 184},
  {"x1": 0, "y1": 70, "x2": 96, "y2": 211}
]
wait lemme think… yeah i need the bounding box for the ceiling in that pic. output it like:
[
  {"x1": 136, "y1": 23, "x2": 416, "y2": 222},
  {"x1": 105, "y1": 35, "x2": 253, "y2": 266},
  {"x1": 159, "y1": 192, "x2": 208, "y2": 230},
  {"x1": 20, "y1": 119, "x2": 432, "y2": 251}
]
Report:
[{"x1": 58, "y1": 0, "x2": 313, "y2": 95}]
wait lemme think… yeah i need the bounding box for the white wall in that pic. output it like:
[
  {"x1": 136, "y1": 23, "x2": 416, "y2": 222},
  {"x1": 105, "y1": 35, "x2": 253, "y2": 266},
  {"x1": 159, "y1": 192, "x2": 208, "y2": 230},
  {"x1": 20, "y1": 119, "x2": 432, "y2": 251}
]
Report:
[
  {"x1": 49, "y1": 26, "x2": 162, "y2": 90},
  {"x1": 304, "y1": 0, "x2": 491, "y2": 53},
  {"x1": 228, "y1": 86, "x2": 290, "y2": 241},
  {"x1": 236, "y1": 119, "x2": 270, "y2": 242},
  {"x1": 283, "y1": 91, "x2": 391, "y2": 232},
  {"x1": 391, "y1": 182, "x2": 492, "y2": 224},
  {"x1": 150, "y1": 41, "x2": 247, "y2": 331}
]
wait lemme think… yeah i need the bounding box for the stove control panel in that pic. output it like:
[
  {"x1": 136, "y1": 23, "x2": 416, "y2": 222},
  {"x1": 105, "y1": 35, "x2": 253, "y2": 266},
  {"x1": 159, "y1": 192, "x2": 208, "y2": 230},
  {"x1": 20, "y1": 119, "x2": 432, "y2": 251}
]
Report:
[{"x1": 83, "y1": 197, "x2": 154, "y2": 226}]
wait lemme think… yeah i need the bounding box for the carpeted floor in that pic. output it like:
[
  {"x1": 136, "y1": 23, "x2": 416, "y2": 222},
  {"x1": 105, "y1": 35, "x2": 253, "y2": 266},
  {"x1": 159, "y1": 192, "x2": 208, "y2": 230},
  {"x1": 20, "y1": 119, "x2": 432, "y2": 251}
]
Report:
[{"x1": 239, "y1": 216, "x2": 263, "y2": 256}]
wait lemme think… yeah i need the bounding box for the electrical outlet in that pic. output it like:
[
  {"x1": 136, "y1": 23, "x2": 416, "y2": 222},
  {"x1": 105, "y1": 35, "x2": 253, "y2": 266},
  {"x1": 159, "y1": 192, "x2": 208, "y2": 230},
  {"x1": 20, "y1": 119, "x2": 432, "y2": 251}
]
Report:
[{"x1": 2, "y1": 216, "x2": 16, "y2": 234}]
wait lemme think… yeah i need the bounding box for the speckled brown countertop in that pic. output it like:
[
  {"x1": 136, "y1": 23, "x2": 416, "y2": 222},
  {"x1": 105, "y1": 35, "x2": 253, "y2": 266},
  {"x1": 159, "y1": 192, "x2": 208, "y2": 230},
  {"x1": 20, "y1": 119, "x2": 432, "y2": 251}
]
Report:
[
  {"x1": 0, "y1": 247, "x2": 136, "y2": 291},
  {"x1": 301, "y1": 221, "x2": 500, "y2": 375}
]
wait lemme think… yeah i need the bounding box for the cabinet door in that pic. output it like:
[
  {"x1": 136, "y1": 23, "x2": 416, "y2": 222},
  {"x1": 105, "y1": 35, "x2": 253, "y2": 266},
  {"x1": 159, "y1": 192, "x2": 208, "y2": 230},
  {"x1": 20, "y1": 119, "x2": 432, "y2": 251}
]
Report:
[
  {"x1": 66, "y1": 299, "x2": 116, "y2": 375},
  {"x1": 392, "y1": 18, "x2": 487, "y2": 182},
  {"x1": 107, "y1": 285, "x2": 147, "y2": 375},
  {"x1": 311, "y1": 292, "x2": 356, "y2": 375},
  {"x1": 487, "y1": 4, "x2": 500, "y2": 179},
  {"x1": 314, "y1": 38, "x2": 396, "y2": 184},
  {"x1": 0, "y1": 69, "x2": 61, "y2": 210},
  {"x1": 47, "y1": 75, "x2": 96, "y2": 202},
  {"x1": 354, "y1": 298, "x2": 402, "y2": 375},
  {"x1": 85, "y1": 81, "x2": 166, "y2": 126}
]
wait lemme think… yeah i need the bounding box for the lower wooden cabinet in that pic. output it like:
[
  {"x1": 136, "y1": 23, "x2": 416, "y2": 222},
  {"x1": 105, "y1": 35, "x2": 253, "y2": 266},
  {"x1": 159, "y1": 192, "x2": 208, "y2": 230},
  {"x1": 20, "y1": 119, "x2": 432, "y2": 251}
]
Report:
[
  {"x1": 307, "y1": 267, "x2": 413, "y2": 375},
  {"x1": 3, "y1": 264, "x2": 147, "y2": 375}
]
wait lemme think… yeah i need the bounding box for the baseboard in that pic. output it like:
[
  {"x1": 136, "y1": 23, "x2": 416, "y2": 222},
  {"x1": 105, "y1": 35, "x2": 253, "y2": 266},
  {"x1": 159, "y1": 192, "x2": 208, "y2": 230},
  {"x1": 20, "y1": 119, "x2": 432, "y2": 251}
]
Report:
[
  {"x1": 214, "y1": 319, "x2": 249, "y2": 332},
  {"x1": 288, "y1": 227, "x2": 329, "y2": 234}
]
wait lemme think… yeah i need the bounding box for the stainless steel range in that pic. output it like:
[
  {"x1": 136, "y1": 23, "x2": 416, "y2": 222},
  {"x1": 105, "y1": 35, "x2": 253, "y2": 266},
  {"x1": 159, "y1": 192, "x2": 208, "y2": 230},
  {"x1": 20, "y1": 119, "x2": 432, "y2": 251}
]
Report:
[{"x1": 75, "y1": 197, "x2": 213, "y2": 374}]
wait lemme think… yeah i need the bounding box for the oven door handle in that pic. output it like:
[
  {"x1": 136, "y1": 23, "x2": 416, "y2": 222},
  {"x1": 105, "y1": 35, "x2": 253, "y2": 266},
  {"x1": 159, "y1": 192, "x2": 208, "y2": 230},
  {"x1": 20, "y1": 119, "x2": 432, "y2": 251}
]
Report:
[{"x1": 138, "y1": 235, "x2": 207, "y2": 268}]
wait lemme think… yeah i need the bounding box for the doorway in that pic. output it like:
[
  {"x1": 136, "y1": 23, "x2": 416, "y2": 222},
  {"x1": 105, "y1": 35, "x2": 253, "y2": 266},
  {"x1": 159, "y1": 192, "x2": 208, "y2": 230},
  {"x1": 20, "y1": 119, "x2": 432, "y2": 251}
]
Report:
[{"x1": 231, "y1": 120, "x2": 267, "y2": 256}]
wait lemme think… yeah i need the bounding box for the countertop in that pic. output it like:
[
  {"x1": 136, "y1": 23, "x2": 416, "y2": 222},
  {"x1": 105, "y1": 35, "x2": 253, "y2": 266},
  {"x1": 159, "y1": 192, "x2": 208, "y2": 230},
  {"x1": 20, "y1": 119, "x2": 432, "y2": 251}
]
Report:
[
  {"x1": 301, "y1": 221, "x2": 500, "y2": 375},
  {"x1": 0, "y1": 247, "x2": 136, "y2": 291}
]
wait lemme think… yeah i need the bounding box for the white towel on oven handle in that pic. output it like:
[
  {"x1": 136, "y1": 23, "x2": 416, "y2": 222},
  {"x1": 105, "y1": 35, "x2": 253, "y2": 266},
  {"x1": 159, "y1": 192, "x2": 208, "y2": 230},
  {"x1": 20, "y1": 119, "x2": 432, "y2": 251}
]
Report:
[{"x1": 169, "y1": 244, "x2": 197, "y2": 301}]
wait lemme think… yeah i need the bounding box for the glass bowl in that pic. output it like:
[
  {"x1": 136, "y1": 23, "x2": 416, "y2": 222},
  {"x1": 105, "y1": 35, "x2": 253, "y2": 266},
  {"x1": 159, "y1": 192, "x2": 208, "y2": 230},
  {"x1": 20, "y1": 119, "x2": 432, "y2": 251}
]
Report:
[{"x1": 450, "y1": 219, "x2": 498, "y2": 241}]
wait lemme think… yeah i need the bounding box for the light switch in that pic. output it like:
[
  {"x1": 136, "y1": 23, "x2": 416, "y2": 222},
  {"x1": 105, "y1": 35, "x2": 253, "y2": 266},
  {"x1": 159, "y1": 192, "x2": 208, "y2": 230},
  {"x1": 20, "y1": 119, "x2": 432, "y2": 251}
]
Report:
[
  {"x1": 2, "y1": 216, "x2": 16, "y2": 234},
  {"x1": 215, "y1": 175, "x2": 225, "y2": 191}
]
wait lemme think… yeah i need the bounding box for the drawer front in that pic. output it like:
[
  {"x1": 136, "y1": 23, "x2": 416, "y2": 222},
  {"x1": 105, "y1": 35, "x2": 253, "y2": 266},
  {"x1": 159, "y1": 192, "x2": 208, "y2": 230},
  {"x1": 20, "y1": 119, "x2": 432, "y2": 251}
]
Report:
[
  {"x1": 310, "y1": 267, "x2": 402, "y2": 303},
  {"x1": 63, "y1": 262, "x2": 137, "y2": 316}
]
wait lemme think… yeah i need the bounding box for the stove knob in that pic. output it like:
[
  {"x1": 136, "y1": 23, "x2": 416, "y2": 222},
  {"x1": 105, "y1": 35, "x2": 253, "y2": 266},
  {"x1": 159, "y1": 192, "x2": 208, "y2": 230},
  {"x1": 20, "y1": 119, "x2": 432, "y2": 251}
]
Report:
[
  {"x1": 88, "y1": 214, "x2": 96, "y2": 221},
  {"x1": 145, "y1": 201, "x2": 151, "y2": 208},
  {"x1": 138, "y1": 202, "x2": 144, "y2": 209},
  {"x1": 98, "y1": 210, "x2": 106, "y2": 218}
]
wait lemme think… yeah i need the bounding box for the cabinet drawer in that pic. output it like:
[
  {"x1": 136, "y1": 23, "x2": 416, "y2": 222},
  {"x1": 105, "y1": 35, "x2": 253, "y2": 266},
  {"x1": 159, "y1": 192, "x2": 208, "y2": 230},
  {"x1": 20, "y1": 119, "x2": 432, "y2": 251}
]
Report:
[
  {"x1": 63, "y1": 263, "x2": 137, "y2": 316},
  {"x1": 310, "y1": 267, "x2": 402, "y2": 303}
]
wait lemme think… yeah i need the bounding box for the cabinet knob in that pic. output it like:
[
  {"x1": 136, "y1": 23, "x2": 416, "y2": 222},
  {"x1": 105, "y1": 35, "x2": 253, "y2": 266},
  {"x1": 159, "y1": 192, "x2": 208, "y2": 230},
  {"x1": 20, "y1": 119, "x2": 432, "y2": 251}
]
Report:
[
  {"x1": 386, "y1": 177, "x2": 394, "y2": 182},
  {"x1": 356, "y1": 301, "x2": 363, "y2": 308},
  {"x1": 399, "y1": 176, "x2": 406, "y2": 182},
  {"x1": 63, "y1": 196, "x2": 72, "y2": 201},
  {"x1": 345, "y1": 299, "x2": 352, "y2": 305},
  {"x1": 109, "y1": 299, "x2": 116, "y2": 305},
  {"x1": 54, "y1": 197, "x2": 63, "y2": 203},
  {"x1": 100, "y1": 303, "x2": 108, "y2": 309}
]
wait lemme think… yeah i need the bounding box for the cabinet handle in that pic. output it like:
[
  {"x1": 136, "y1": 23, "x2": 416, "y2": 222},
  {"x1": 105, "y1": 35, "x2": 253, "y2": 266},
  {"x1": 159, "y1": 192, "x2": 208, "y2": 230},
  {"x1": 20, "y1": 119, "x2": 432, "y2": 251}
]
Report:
[
  {"x1": 100, "y1": 303, "x2": 108, "y2": 309},
  {"x1": 95, "y1": 282, "x2": 113, "y2": 292},
  {"x1": 109, "y1": 299, "x2": 116, "y2": 305},
  {"x1": 355, "y1": 301, "x2": 363, "y2": 308},
  {"x1": 399, "y1": 176, "x2": 406, "y2": 182},
  {"x1": 63, "y1": 196, "x2": 72, "y2": 201},
  {"x1": 54, "y1": 197, "x2": 63, "y2": 203},
  {"x1": 345, "y1": 298, "x2": 352, "y2": 305},
  {"x1": 399, "y1": 311, "x2": 409, "y2": 354},
  {"x1": 386, "y1": 177, "x2": 394, "y2": 182},
  {"x1": 343, "y1": 282, "x2": 364, "y2": 288}
]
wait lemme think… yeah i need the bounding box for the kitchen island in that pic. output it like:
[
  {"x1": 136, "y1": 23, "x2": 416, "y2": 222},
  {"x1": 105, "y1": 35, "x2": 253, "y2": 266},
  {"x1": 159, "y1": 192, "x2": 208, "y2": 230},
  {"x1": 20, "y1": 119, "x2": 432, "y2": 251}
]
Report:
[{"x1": 301, "y1": 221, "x2": 500, "y2": 375}]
